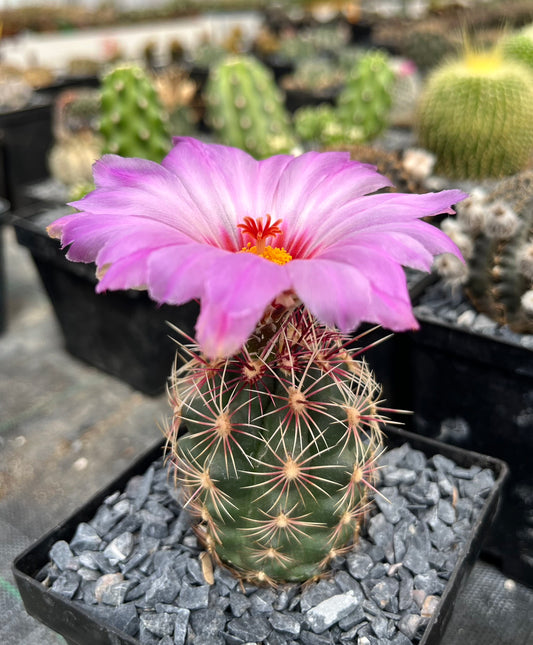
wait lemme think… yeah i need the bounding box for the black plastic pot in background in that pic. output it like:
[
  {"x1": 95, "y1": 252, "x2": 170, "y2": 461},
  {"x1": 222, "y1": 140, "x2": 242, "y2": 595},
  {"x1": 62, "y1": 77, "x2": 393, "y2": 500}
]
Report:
[
  {"x1": 0, "y1": 197, "x2": 11, "y2": 334},
  {"x1": 0, "y1": 96, "x2": 55, "y2": 212},
  {"x1": 405, "y1": 292, "x2": 533, "y2": 587},
  {"x1": 12, "y1": 426, "x2": 508, "y2": 645},
  {"x1": 11, "y1": 205, "x2": 199, "y2": 396}
]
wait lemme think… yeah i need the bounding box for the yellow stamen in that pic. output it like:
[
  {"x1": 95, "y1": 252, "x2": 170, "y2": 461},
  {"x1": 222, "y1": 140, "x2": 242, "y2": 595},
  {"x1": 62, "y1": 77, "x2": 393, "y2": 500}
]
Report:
[{"x1": 241, "y1": 242, "x2": 292, "y2": 266}]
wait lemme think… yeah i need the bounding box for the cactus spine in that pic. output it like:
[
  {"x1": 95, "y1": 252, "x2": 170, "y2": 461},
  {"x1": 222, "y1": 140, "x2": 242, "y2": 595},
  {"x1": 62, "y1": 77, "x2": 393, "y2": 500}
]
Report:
[
  {"x1": 98, "y1": 63, "x2": 171, "y2": 162},
  {"x1": 167, "y1": 308, "x2": 384, "y2": 584},
  {"x1": 416, "y1": 47, "x2": 533, "y2": 179},
  {"x1": 204, "y1": 55, "x2": 297, "y2": 159},
  {"x1": 437, "y1": 171, "x2": 533, "y2": 333}
]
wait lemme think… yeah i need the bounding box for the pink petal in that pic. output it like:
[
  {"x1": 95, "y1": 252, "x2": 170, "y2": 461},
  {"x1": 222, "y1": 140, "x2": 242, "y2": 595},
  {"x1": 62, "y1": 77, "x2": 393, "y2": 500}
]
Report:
[
  {"x1": 287, "y1": 258, "x2": 372, "y2": 331},
  {"x1": 70, "y1": 155, "x2": 224, "y2": 246},
  {"x1": 147, "y1": 244, "x2": 227, "y2": 305},
  {"x1": 195, "y1": 253, "x2": 291, "y2": 358}
]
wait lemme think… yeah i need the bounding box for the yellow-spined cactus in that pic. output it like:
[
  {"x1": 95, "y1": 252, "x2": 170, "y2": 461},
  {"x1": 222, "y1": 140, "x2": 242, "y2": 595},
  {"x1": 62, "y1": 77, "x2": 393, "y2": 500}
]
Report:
[{"x1": 416, "y1": 45, "x2": 533, "y2": 179}]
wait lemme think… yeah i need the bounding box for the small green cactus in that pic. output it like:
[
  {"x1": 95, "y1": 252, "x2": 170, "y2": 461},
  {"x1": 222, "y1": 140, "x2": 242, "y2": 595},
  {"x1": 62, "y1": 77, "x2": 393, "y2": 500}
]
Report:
[
  {"x1": 167, "y1": 308, "x2": 384, "y2": 584},
  {"x1": 293, "y1": 103, "x2": 365, "y2": 147},
  {"x1": 436, "y1": 171, "x2": 533, "y2": 333},
  {"x1": 502, "y1": 23, "x2": 533, "y2": 69},
  {"x1": 98, "y1": 63, "x2": 171, "y2": 162},
  {"x1": 336, "y1": 50, "x2": 395, "y2": 143},
  {"x1": 416, "y1": 48, "x2": 533, "y2": 179},
  {"x1": 204, "y1": 55, "x2": 298, "y2": 159}
]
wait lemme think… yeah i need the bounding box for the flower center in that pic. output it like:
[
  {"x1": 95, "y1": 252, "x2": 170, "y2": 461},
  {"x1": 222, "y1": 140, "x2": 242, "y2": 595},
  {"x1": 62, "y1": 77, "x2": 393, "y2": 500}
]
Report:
[{"x1": 238, "y1": 214, "x2": 292, "y2": 266}]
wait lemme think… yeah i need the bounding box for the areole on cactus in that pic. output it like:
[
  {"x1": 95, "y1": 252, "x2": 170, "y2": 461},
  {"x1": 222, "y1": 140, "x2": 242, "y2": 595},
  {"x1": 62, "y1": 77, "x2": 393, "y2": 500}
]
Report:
[{"x1": 48, "y1": 137, "x2": 466, "y2": 584}]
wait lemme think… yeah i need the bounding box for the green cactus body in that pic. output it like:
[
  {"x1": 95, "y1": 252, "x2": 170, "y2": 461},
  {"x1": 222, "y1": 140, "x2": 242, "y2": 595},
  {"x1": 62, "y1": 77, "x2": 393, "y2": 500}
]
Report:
[
  {"x1": 336, "y1": 50, "x2": 395, "y2": 143},
  {"x1": 167, "y1": 308, "x2": 384, "y2": 584},
  {"x1": 439, "y1": 172, "x2": 533, "y2": 333},
  {"x1": 416, "y1": 50, "x2": 533, "y2": 179},
  {"x1": 98, "y1": 64, "x2": 171, "y2": 162},
  {"x1": 204, "y1": 55, "x2": 297, "y2": 159},
  {"x1": 502, "y1": 24, "x2": 533, "y2": 69}
]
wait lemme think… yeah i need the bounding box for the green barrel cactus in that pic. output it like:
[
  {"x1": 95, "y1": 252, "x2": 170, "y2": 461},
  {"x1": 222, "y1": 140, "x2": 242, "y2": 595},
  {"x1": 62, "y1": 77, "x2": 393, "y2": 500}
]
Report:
[
  {"x1": 167, "y1": 308, "x2": 384, "y2": 584},
  {"x1": 416, "y1": 48, "x2": 533, "y2": 179},
  {"x1": 336, "y1": 50, "x2": 395, "y2": 143},
  {"x1": 204, "y1": 54, "x2": 298, "y2": 159},
  {"x1": 436, "y1": 171, "x2": 533, "y2": 333},
  {"x1": 502, "y1": 23, "x2": 533, "y2": 69},
  {"x1": 98, "y1": 63, "x2": 171, "y2": 162}
]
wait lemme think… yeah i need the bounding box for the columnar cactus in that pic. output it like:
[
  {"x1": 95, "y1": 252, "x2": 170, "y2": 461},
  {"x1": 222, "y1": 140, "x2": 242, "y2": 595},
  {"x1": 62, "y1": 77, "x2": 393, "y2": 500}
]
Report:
[
  {"x1": 416, "y1": 47, "x2": 533, "y2": 179},
  {"x1": 336, "y1": 50, "x2": 395, "y2": 143},
  {"x1": 204, "y1": 54, "x2": 297, "y2": 158},
  {"x1": 436, "y1": 171, "x2": 533, "y2": 333},
  {"x1": 167, "y1": 308, "x2": 384, "y2": 583},
  {"x1": 98, "y1": 63, "x2": 171, "y2": 162}
]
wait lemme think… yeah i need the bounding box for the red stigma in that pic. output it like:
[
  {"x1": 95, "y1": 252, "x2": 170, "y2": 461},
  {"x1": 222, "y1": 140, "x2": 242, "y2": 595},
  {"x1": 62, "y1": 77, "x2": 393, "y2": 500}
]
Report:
[{"x1": 238, "y1": 214, "x2": 283, "y2": 245}]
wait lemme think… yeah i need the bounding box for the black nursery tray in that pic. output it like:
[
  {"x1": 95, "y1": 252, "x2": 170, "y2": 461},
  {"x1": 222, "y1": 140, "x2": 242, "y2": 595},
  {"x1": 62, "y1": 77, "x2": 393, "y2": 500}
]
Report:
[
  {"x1": 9, "y1": 205, "x2": 199, "y2": 396},
  {"x1": 12, "y1": 426, "x2": 508, "y2": 645}
]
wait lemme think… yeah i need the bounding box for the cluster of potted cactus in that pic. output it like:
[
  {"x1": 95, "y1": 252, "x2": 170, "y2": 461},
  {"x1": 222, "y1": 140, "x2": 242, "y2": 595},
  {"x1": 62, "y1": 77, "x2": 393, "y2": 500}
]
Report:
[{"x1": 4, "y1": 3, "x2": 533, "y2": 643}]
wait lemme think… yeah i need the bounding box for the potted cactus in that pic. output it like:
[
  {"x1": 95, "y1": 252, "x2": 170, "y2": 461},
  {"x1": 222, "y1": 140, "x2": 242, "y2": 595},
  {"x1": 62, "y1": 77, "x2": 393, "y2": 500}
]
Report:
[
  {"x1": 403, "y1": 170, "x2": 533, "y2": 587},
  {"x1": 11, "y1": 137, "x2": 510, "y2": 644},
  {"x1": 405, "y1": 40, "x2": 533, "y2": 585}
]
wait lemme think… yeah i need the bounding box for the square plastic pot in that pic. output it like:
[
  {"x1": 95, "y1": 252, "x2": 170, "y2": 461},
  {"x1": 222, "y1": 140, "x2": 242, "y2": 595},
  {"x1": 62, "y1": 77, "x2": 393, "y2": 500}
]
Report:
[
  {"x1": 405, "y1": 281, "x2": 533, "y2": 586},
  {"x1": 11, "y1": 204, "x2": 198, "y2": 396},
  {"x1": 12, "y1": 426, "x2": 508, "y2": 645},
  {"x1": 0, "y1": 97, "x2": 54, "y2": 211}
]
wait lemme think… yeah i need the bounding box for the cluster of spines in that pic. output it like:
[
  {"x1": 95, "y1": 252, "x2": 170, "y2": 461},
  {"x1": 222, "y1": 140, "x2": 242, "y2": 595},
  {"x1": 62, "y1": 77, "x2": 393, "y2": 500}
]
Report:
[
  {"x1": 166, "y1": 308, "x2": 388, "y2": 585},
  {"x1": 204, "y1": 54, "x2": 297, "y2": 159},
  {"x1": 436, "y1": 171, "x2": 533, "y2": 333}
]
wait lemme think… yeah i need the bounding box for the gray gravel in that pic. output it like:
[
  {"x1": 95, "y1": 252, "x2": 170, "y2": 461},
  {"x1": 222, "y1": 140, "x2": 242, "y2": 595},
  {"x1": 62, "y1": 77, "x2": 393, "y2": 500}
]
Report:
[
  {"x1": 38, "y1": 441, "x2": 496, "y2": 645},
  {"x1": 414, "y1": 281, "x2": 533, "y2": 350}
]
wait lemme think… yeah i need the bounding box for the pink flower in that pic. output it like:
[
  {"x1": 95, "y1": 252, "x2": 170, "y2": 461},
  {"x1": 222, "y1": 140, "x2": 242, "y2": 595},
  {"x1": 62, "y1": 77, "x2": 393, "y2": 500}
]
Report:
[{"x1": 48, "y1": 137, "x2": 466, "y2": 358}]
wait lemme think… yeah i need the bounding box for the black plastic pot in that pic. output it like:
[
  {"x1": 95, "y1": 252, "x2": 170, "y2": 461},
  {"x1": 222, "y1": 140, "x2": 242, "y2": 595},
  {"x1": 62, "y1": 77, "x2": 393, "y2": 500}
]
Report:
[
  {"x1": 0, "y1": 197, "x2": 11, "y2": 334},
  {"x1": 283, "y1": 85, "x2": 340, "y2": 113},
  {"x1": 0, "y1": 96, "x2": 54, "y2": 211},
  {"x1": 405, "y1": 282, "x2": 533, "y2": 586},
  {"x1": 12, "y1": 426, "x2": 508, "y2": 645},
  {"x1": 11, "y1": 204, "x2": 199, "y2": 396}
]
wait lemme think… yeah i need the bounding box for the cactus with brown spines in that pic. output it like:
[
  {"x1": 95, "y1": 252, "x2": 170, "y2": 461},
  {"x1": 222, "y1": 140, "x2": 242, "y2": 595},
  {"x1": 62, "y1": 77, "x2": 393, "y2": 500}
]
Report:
[
  {"x1": 48, "y1": 88, "x2": 103, "y2": 190},
  {"x1": 152, "y1": 65, "x2": 198, "y2": 136},
  {"x1": 436, "y1": 171, "x2": 533, "y2": 333},
  {"x1": 166, "y1": 307, "x2": 386, "y2": 584},
  {"x1": 416, "y1": 46, "x2": 533, "y2": 180}
]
